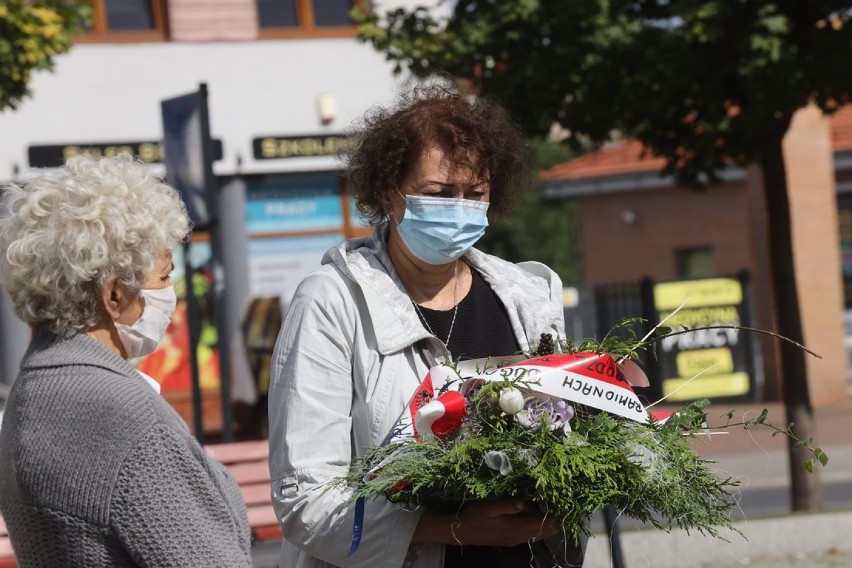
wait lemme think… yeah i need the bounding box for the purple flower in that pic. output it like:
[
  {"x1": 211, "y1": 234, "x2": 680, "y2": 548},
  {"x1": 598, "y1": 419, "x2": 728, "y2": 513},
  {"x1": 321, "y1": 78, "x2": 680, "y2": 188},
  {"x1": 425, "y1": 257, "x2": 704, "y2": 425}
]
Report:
[{"x1": 516, "y1": 393, "x2": 574, "y2": 432}]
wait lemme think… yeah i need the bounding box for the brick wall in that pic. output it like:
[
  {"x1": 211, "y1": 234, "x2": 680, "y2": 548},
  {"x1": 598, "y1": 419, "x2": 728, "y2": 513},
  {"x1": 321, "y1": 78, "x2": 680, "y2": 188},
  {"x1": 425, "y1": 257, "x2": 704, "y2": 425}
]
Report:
[
  {"x1": 578, "y1": 182, "x2": 754, "y2": 284},
  {"x1": 574, "y1": 105, "x2": 850, "y2": 406},
  {"x1": 784, "y1": 104, "x2": 848, "y2": 406},
  {"x1": 577, "y1": 178, "x2": 783, "y2": 400}
]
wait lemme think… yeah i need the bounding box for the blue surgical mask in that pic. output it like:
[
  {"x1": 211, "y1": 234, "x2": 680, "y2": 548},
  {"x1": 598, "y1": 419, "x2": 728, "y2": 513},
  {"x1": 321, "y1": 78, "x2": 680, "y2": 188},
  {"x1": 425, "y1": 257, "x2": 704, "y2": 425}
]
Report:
[{"x1": 395, "y1": 194, "x2": 490, "y2": 265}]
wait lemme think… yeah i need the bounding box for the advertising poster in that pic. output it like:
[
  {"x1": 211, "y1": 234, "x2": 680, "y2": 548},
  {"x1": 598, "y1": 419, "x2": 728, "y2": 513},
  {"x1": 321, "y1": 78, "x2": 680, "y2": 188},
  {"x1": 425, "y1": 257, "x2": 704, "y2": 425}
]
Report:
[
  {"x1": 245, "y1": 173, "x2": 342, "y2": 234},
  {"x1": 248, "y1": 234, "x2": 343, "y2": 300},
  {"x1": 654, "y1": 277, "x2": 753, "y2": 401}
]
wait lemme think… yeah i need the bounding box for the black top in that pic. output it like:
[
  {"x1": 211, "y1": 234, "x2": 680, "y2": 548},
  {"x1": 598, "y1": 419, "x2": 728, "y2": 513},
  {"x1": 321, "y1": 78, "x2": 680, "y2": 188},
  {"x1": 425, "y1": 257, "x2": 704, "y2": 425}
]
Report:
[
  {"x1": 413, "y1": 267, "x2": 528, "y2": 567},
  {"x1": 414, "y1": 268, "x2": 520, "y2": 360}
]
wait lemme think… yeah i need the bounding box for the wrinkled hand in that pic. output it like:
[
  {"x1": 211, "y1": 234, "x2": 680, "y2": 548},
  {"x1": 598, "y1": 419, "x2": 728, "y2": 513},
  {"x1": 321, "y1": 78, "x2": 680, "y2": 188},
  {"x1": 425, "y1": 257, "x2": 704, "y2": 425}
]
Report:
[{"x1": 412, "y1": 500, "x2": 559, "y2": 547}]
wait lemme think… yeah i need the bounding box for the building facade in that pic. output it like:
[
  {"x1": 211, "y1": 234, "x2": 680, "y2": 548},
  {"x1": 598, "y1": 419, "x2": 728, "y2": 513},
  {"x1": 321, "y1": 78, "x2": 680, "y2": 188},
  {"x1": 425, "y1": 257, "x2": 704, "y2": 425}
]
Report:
[
  {"x1": 541, "y1": 106, "x2": 852, "y2": 407},
  {"x1": 0, "y1": 0, "x2": 419, "y2": 431}
]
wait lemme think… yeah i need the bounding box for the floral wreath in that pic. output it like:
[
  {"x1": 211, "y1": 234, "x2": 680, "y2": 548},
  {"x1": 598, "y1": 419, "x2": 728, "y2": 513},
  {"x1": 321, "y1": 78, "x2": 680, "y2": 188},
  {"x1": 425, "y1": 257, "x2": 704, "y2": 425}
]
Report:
[{"x1": 335, "y1": 319, "x2": 828, "y2": 561}]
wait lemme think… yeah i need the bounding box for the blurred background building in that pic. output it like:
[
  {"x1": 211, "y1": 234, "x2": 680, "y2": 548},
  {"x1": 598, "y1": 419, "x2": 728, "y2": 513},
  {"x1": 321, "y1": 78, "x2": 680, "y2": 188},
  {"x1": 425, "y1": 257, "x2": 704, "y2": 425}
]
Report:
[
  {"x1": 543, "y1": 106, "x2": 852, "y2": 407},
  {"x1": 0, "y1": 0, "x2": 848, "y2": 436},
  {"x1": 0, "y1": 0, "x2": 412, "y2": 434}
]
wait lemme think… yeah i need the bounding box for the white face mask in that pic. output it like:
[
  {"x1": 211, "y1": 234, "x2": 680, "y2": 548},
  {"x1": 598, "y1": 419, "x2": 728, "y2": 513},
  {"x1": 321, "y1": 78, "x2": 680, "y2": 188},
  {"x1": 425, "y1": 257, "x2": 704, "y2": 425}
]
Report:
[{"x1": 114, "y1": 286, "x2": 177, "y2": 359}]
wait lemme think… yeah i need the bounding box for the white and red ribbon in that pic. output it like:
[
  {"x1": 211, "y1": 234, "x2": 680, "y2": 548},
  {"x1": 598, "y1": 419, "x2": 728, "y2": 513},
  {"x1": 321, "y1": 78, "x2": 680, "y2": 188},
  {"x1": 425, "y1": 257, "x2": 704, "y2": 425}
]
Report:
[
  {"x1": 471, "y1": 353, "x2": 650, "y2": 422},
  {"x1": 387, "y1": 352, "x2": 661, "y2": 445}
]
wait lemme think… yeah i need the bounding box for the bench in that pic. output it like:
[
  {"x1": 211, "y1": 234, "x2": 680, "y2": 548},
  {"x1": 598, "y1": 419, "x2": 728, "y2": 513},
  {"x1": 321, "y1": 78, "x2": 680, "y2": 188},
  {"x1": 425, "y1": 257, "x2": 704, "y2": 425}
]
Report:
[
  {"x1": 0, "y1": 514, "x2": 14, "y2": 568},
  {"x1": 204, "y1": 439, "x2": 282, "y2": 543}
]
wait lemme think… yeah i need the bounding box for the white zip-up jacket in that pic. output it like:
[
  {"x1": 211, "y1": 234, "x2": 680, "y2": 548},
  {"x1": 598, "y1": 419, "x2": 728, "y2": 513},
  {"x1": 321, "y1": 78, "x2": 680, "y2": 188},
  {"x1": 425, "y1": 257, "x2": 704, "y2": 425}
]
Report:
[{"x1": 268, "y1": 227, "x2": 566, "y2": 568}]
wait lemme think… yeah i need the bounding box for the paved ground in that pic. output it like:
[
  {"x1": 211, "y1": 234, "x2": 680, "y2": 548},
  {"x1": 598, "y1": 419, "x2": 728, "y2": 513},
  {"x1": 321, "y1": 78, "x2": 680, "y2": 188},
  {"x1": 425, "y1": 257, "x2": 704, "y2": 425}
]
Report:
[
  {"x1": 253, "y1": 398, "x2": 852, "y2": 567},
  {"x1": 255, "y1": 513, "x2": 852, "y2": 568},
  {"x1": 584, "y1": 511, "x2": 852, "y2": 568},
  {"x1": 251, "y1": 541, "x2": 280, "y2": 567},
  {"x1": 584, "y1": 398, "x2": 852, "y2": 568}
]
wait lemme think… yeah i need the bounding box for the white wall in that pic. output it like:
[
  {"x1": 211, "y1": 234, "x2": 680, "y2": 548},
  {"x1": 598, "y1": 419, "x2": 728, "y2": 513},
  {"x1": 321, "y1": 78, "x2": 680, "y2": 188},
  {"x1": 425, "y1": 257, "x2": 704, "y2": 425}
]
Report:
[
  {"x1": 0, "y1": 33, "x2": 411, "y2": 383},
  {"x1": 0, "y1": 37, "x2": 407, "y2": 180}
]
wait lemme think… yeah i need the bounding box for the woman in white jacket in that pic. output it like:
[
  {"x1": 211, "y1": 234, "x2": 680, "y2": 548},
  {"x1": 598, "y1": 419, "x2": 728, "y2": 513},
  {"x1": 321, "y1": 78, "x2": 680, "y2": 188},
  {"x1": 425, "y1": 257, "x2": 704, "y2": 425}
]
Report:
[{"x1": 268, "y1": 86, "x2": 584, "y2": 568}]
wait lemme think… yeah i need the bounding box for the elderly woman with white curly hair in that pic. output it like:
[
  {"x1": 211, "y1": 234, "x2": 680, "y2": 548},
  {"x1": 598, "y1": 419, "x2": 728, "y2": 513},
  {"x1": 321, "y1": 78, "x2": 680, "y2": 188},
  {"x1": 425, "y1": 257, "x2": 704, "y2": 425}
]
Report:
[{"x1": 0, "y1": 155, "x2": 252, "y2": 567}]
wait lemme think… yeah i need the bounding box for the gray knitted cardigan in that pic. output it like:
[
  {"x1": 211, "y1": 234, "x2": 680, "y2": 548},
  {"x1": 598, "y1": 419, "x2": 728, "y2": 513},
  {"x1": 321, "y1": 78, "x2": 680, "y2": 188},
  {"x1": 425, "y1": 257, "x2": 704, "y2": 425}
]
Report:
[{"x1": 0, "y1": 327, "x2": 252, "y2": 567}]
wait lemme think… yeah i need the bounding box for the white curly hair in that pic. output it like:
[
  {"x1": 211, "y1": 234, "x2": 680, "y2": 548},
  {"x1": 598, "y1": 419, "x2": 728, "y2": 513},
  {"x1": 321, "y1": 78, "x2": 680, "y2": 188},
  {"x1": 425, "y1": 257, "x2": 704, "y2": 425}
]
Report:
[{"x1": 0, "y1": 154, "x2": 191, "y2": 335}]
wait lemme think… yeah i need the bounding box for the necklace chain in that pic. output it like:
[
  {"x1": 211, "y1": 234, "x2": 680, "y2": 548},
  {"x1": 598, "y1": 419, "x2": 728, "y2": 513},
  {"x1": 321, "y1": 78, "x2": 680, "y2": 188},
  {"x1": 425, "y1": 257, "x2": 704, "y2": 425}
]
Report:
[
  {"x1": 414, "y1": 302, "x2": 459, "y2": 347},
  {"x1": 412, "y1": 266, "x2": 459, "y2": 346}
]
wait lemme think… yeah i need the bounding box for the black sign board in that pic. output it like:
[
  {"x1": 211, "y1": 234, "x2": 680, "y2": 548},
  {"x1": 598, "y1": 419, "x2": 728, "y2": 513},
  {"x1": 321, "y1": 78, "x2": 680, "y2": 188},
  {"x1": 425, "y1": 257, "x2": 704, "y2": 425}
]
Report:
[
  {"x1": 653, "y1": 277, "x2": 754, "y2": 402},
  {"x1": 252, "y1": 134, "x2": 351, "y2": 160},
  {"x1": 27, "y1": 139, "x2": 224, "y2": 168}
]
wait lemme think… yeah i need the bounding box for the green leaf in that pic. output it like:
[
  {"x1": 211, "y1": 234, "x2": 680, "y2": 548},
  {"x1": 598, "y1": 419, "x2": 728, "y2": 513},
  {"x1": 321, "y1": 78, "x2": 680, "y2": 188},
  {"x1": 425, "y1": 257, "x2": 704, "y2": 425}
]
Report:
[
  {"x1": 0, "y1": 0, "x2": 92, "y2": 111},
  {"x1": 355, "y1": 0, "x2": 850, "y2": 191},
  {"x1": 814, "y1": 448, "x2": 829, "y2": 467},
  {"x1": 803, "y1": 460, "x2": 814, "y2": 473}
]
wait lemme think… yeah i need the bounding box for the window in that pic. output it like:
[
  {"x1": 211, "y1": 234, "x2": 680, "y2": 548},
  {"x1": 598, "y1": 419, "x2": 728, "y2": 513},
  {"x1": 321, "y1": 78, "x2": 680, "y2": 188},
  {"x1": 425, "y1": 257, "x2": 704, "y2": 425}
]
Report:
[
  {"x1": 838, "y1": 194, "x2": 852, "y2": 306},
  {"x1": 78, "y1": 0, "x2": 167, "y2": 42},
  {"x1": 675, "y1": 247, "x2": 715, "y2": 279},
  {"x1": 257, "y1": 0, "x2": 359, "y2": 38}
]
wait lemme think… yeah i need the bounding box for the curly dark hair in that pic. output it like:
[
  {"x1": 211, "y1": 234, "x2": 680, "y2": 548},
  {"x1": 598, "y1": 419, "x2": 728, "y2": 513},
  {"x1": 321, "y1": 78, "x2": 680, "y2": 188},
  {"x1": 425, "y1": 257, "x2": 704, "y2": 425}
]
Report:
[{"x1": 343, "y1": 85, "x2": 529, "y2": 225}]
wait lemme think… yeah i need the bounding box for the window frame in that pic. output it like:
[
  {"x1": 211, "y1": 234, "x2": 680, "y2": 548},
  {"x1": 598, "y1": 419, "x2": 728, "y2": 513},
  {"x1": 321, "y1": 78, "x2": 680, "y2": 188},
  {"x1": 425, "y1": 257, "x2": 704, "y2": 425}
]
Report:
[
  {"x1": 76, "y1": 0, "x2": 168, "y2": 43},
  {"x1": 675, "y1": 246, "x2": 716, "y2": 280},
  {"x1": 257, "y1": 0, "x2": 362, "y2": 40}
]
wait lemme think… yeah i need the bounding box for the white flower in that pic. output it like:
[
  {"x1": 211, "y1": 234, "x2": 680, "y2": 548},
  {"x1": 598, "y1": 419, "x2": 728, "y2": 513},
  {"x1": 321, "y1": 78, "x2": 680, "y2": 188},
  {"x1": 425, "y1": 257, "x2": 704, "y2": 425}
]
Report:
[
  {"x1": 484, "y1": 450, "x2": 513, "y2": 476},
  {"x1": 498, "y1": 387, "x2": 525, "y2": 414}
]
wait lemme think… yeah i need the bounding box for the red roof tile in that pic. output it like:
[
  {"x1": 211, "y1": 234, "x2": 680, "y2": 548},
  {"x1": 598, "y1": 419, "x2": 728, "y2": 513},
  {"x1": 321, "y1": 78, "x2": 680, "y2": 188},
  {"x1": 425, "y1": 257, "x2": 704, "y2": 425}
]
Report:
[
  {"x1": 540, "y1": 140, "x2": 667, "y2": 181},
  {"x1": 542, "y1": 107, "x2": 852, "y2": 182}
]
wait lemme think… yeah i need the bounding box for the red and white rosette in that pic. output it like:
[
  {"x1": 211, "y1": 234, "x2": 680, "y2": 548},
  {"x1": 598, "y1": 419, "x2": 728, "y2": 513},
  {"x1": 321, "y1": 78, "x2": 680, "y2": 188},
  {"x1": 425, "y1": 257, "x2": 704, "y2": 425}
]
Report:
[{"x1": 413, "y1": 391, "x2": 466, "y2": 440}]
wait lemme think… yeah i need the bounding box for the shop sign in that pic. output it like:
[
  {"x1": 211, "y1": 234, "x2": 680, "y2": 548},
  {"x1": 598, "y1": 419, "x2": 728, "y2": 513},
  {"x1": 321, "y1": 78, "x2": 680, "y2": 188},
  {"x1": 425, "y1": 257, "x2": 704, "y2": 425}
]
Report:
[
  {"x1": 253, "y1": 135, "x2": 351, "y2": 160},
  {"x1": 654, "y1": 277, "x2": 752, "y2": 401},
  {"x1": 27, "y1": 140, "x2": 223, "y2": 168}
]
